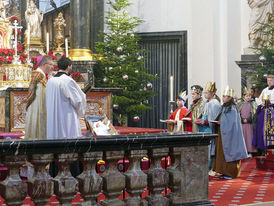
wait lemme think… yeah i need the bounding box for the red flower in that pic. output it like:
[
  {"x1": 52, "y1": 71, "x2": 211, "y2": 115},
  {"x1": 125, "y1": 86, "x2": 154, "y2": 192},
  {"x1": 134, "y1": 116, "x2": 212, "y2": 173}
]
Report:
[
  {"x1": 54, "y1": 65, "x2": 59, "y2": 71},
  {"x1": 9, "y1": 16, "x2": 19, "y2": 22}
]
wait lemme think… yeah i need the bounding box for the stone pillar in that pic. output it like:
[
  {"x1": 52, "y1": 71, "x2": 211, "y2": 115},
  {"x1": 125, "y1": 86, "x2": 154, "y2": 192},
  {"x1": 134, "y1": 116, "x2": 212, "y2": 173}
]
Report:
[
  {"x1": 124, "y1": 150, "x2": 147, "y2": 206},
  {"x1": 69, "y1": 0, "x2": 97, "y2": 85},
  {"x1": 236, "y1": 54, "x2": 260, "y2": 94},
  {"x1": 146, "y1": 148, "x2": 169, "y2": 206},
  {"x1": 53, "y1": 153, "x2": 79, "y2": 205},
  {"x1": 166, "y1": 147, "x2": 183, "y2": 204},
  {"x1": 77, "y1": 152, "x2": 103, "y2": 205},
  {"x1": 70, "y1": 0, "x2": 93, "y2": 61},
  {"x1": 28, "y1": 154, "x2": 54, "y2": 206},
  {"x1": 179, "y1": 146, "x2": 212, "y2": 204},
  {"x1": 0, "y1": 155, "x2": 28, "y2": 206},
  {"x1": 101, "y1": 151, "x2": 126, "y2": 206}
]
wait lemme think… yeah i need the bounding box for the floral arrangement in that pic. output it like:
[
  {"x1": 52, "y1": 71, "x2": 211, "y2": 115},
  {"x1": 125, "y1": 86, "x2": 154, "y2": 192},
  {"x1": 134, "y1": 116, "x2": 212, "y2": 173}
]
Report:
[{"x1": 71, "y1": 72, "x2": 85, "y2": 82}]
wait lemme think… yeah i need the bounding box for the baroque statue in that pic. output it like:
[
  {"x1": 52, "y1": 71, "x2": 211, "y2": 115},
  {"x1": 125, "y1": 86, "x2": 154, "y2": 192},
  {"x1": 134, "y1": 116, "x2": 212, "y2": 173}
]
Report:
[
  {"x1": 0, "y1": 0, "x2": 9, "y2": 19},
  {"x1": 248, "y1": 0, "x2": 273, "y2": 49},
  {"x1": 25, "y1": 0, "x2": 43, "y2": 40}
]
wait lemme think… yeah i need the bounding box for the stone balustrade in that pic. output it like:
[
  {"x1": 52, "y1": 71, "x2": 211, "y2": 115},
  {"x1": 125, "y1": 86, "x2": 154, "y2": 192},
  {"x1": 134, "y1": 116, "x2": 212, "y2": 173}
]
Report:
[{"x1": 0, "y1": 132, "x2": 216, "y2": 206}]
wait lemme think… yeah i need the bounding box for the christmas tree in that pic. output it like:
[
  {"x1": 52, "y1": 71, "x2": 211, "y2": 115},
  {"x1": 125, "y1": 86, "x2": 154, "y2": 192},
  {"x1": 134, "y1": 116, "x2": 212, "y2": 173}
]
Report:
[
  {"x1": 94, "y1": 0, "x2": 156, "y2": 126},
  {"x1": 251, "y1": 13, "x2": 274, "y2": 89}
]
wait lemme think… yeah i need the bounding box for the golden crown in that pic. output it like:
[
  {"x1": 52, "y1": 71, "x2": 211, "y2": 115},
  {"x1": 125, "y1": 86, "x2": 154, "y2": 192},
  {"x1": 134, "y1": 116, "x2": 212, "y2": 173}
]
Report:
[
  {"x1": 205, "y1": 81, "x2": 217, "y2": 93},
  {"x1": 223, "y1": 86, "x2": 234, "y2": 97},
  {"x1": 262, "y1": 93, "x2": 270, "y2": 101},
  {"x1": 191, "y1": 85, "x2": 203, "y2": 94},
  {"x1": 243, "y1": 87, "x2": 252, "y2": 95},
  {"x1": 178, "y1": 90, "x2": 188, "y2": 101}
]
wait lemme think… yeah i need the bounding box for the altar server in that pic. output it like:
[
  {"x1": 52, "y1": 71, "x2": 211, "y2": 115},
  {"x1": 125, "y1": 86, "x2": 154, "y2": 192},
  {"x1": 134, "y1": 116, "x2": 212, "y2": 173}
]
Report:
[
  {"x1": 212, "y1": 86, "x2": 248, "y2": 179},
  {"x1": 46, "y1": 57, "x2": 86, "y2": 139},
  {"x1": 25, "y1": 56, "x2": 53, "y2": 140}
]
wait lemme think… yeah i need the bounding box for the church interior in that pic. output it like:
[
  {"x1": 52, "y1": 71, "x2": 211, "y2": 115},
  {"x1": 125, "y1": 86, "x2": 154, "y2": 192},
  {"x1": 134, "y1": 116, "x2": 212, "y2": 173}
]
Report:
[{"x1": 0, "y1": 0, "x2": 273, "y2": 205}]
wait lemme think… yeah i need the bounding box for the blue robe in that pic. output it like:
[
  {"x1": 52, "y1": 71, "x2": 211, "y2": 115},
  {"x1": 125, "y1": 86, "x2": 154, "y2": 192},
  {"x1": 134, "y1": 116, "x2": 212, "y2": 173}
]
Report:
[{"x1": 220, "y1": 105, "x2": 248, "y2": 162}]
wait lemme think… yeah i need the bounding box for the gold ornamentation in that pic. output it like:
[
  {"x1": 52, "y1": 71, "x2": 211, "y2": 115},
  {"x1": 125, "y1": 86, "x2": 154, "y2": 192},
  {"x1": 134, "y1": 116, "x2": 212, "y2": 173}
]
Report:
[
  {"x1": 243, "y1": 87, "x2": 252, "y2": 95},
  {"x1": 54, "y1": 12, "x2": 66, "y2": 53},
  {"x1": 262, "y1": 93, "x2": 270, "y2": 101},
  {"x1": 205, "y1": 81, "x2": 217, "y2": 93},
  {"x1": 69, "y1": 49, "x2": 94, "y2": 61},
  {"x1": 223, "y1": 85, "x2": 234, "y2": 97}
]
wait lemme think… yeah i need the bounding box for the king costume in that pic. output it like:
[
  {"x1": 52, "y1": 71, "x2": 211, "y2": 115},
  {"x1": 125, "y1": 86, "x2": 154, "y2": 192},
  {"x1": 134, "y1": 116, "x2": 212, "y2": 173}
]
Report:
[
  {"x1": 25, "y1": 69, "x2": 47, "y2": 140},
  {"x1": 46, "y1": 72, "x2": 86, "y2": 139},
  {"x1": 213, "y1": 87, "x2": 248, "y2": 178}
]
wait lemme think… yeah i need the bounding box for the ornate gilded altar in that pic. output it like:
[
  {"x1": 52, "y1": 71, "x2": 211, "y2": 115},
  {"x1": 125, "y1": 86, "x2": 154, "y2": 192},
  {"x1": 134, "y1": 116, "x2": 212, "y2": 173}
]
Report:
[{"x1": 0, "y1": 87, "x2": 120, "y2": 132}]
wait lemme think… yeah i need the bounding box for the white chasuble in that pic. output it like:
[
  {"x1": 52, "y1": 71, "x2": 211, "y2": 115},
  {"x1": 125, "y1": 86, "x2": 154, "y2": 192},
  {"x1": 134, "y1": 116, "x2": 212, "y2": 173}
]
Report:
[{"x1": 46, "y1": 74, "x2": 86, "y2": 139}]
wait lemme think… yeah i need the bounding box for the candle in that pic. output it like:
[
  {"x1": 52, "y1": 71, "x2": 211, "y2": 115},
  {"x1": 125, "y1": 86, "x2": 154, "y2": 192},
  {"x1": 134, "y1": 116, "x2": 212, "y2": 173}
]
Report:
[
  {"x1": 65, "y1": 38, "x2": 69, "y2": 57},
  {"x1": 27, "y1": 24, "x2": 30, "y2": 45},
  {"x1": 170, "y1": 75, "x2": 174, "y2": 101},
  {"x1": 46, "y1": 32, "x2": 49, "y2": 54}
]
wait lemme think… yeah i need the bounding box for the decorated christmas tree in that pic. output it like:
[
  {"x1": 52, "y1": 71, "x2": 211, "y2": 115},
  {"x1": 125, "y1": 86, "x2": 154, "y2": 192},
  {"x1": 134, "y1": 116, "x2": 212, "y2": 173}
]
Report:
[
  {"x1": 94, "y1": 0, "x2": 156, "y2": 126},
  {"x1": 252, "y1": 13, "x2": 274, "y2": 89}
]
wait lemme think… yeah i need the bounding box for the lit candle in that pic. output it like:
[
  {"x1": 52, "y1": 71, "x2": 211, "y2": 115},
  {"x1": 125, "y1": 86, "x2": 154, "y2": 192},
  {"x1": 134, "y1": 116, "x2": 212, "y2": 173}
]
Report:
[
  {"x1": 170, "y1": 75, "x2": 174, "y2": 101},
  {"x1": 46, "y1": 32, "x2": 49, "y2": 54},
  {"x1": 65, "y1": 38, "x2": 68, "y2": 57},
  {"x1": 27, "y1": 24, "x2": 30, "y2": 45}
]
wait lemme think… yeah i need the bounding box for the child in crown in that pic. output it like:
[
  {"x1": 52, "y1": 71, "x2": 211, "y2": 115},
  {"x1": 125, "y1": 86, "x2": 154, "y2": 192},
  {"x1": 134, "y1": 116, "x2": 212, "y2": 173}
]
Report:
[
  {"x1": 212, "y1": 86, "x2": 248, "y2": 179},
  {"x1": 168, "y1": 91, "x2": 192, "y2": 132},
  {"x1": 238, "y1": 87, "x2": 257, "y2": 157}
]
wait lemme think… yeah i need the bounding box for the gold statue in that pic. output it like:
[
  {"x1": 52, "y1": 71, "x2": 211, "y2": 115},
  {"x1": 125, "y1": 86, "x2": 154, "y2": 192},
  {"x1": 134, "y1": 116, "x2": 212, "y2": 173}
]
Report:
[{"x1": 54, "y1": 12, "x2": 66, "y2": 53}]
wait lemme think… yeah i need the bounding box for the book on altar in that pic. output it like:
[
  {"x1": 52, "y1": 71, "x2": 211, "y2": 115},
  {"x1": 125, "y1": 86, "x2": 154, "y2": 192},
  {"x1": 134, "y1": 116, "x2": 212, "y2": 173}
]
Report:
[{"x1": 85, "y1": 115, "x2": 118, "y2": 136}]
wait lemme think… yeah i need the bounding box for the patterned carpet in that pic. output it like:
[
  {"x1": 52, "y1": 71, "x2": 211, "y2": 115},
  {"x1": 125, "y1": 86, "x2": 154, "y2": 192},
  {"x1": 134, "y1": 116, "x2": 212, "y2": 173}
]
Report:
[{"x1": 209, "y1": 158, "x2": 274, "y2": 206}]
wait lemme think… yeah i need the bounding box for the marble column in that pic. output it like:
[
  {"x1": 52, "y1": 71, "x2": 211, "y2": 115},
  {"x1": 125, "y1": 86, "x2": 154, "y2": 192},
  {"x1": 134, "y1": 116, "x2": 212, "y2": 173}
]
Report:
[
  {"x1": 69, "y1": 0, "x2": 93, "y2": 61},
  {"x1": 69, "y1": 0, "x2": 97, "y2": 85}
]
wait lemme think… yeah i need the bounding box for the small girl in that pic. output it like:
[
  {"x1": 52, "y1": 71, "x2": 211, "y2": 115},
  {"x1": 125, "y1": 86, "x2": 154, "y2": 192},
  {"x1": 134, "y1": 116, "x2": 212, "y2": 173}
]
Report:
[{"x1": 238, "y1": 87, "x2": 257, "y2": 157}]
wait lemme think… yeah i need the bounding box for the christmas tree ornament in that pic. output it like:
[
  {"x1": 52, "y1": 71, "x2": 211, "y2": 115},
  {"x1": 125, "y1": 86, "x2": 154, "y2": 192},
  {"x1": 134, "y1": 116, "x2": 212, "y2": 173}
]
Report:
[
  {"x1": 123, "y1": 74, "x2": 128, "y2": 80},
  {"x1": 146, "y1": 82, "x2": 153, "y2": 89},
  {"x1": 135, "y1": 70, "x2": 139, "y2": 74},
  {"x1": 117, "y1": 46, "x2": 123, "y2": 52},
  {"x1": 143, "y1": 100, "x2": 149, "y2": 105},
  {"x1": 133, "y1": 116, "x2": 140, "y2": 122},
  {"x1": 259, "y1": 55, "x2": 266, "y2": 62},
  {"x1": 113, "y1": 104, "x2": 119, "y2": 110}
]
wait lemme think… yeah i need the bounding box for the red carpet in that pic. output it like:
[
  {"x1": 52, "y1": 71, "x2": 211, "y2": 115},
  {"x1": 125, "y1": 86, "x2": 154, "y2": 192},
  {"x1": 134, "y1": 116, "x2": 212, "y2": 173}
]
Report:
[{"x1": 209, "y1": 158, "x2": 274, "y2": 206}]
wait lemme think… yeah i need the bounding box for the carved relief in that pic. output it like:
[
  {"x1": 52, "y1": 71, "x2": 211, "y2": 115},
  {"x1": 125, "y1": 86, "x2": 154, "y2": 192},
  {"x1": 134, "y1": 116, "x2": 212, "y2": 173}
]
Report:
[{"x1": 10, "y1": 91, "x2": 28, "y2": 131}]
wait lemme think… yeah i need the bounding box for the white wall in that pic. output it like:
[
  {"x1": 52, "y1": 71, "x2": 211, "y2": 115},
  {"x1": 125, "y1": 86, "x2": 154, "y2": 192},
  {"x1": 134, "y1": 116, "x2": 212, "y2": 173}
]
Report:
[{"x1": 105, "y1": 0, "x2": 251, "y2": 100}]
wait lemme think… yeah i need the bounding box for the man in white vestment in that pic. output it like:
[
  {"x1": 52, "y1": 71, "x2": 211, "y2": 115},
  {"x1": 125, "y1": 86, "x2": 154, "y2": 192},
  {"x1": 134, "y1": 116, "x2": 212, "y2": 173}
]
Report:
[
  {"x1": 46, "y1": 57, "x2": 86, "y2": 139},
  {"x1": 25, "y1": 56, "x2": 54, "y2": 140},
  {"x1": 256, "y1": 74, "x2": 274, "y2": 105}
]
